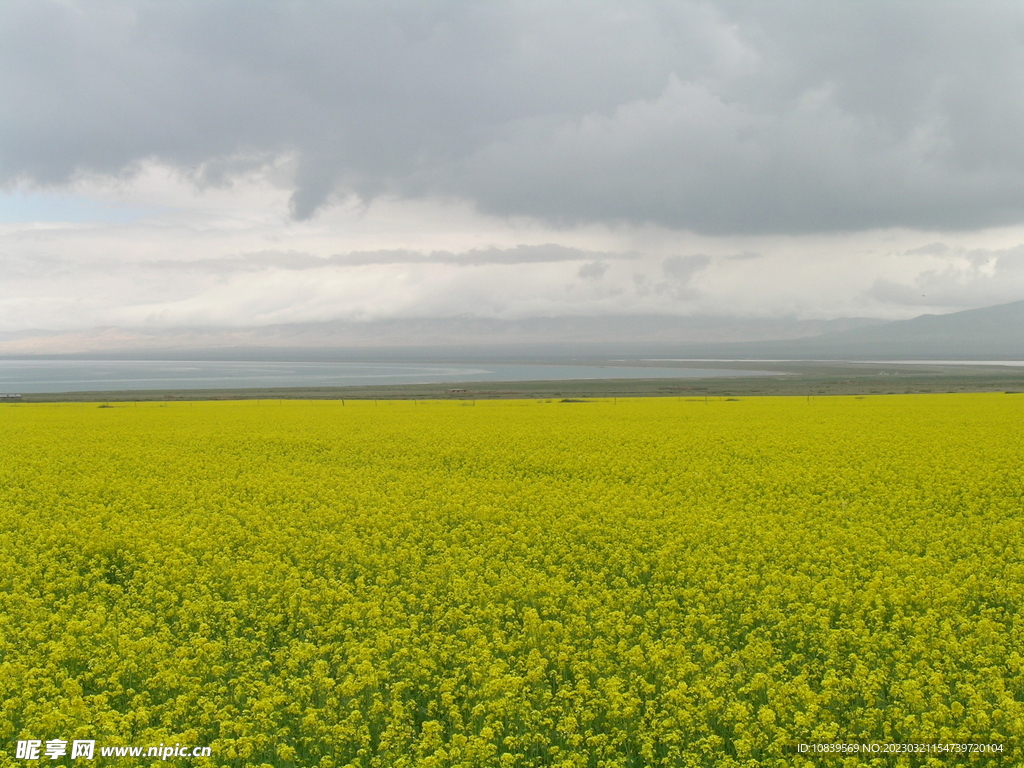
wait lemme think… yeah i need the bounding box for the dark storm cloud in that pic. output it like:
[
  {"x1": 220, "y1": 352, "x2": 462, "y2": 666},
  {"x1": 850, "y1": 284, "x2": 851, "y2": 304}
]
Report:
[{"x1": 4, "y1": 1, "x2": 1024, "y2": 234}]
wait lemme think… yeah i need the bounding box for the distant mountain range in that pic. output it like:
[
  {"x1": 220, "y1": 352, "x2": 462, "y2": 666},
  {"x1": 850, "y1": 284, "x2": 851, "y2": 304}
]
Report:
[
  {"x1": 676, "y1": 299, "x2": 1024, "y2": 361},
  {"x1": 0, "y1": 314, "x2": 881, "y2": 356},
  {"x1": 1, "y1": 300, "x2": 1023, "y2": 361}
]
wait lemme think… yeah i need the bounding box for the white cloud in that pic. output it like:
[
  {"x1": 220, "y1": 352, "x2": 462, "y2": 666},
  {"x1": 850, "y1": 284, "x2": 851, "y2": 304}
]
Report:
[
  {"x1": 4, "y1": 164, "x2": 1024, "y2": 332},
  {"x1": 4, "y1": 3, "x2": 1024, "y2": 337}
]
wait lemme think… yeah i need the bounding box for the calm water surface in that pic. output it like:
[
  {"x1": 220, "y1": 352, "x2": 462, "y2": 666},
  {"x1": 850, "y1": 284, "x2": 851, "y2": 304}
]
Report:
[{"x1": 0, "y1": 359, "x2": 776, "y2": 394}]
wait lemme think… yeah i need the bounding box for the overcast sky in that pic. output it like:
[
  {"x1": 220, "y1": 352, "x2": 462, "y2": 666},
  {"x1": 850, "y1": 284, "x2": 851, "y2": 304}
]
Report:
[{"x1": 4, "y1": 0, "x2": 1024, "y2": 334}]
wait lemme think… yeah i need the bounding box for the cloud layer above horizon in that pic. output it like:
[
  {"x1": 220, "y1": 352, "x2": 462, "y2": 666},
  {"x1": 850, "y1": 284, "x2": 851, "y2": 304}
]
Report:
[{"x1": 4, "y1": 1, "x2": 1024, "y2": 333}]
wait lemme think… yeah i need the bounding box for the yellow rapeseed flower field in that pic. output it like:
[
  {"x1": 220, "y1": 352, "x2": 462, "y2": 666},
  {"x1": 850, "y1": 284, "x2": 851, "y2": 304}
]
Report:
[{"x1": 0, "y1": 395, "x2": 1021, "y2": 767}]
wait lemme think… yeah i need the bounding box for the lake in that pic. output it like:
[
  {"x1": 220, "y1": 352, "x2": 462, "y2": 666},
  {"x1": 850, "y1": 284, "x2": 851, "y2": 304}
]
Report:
[{"x1": 0, "y1": 358, "x2": 775, "y2": 394}]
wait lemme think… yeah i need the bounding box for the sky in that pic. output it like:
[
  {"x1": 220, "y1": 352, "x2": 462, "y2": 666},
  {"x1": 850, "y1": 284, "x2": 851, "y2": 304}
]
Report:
[{"x1": 4, "y1": 1, "x2": 1024, "y2": 337}]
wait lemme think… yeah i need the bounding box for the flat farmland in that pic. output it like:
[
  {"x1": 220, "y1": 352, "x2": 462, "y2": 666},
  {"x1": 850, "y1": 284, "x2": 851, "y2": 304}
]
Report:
[{"x1": 1, "y1": 396, "x2": 1022, "y2": 767}]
